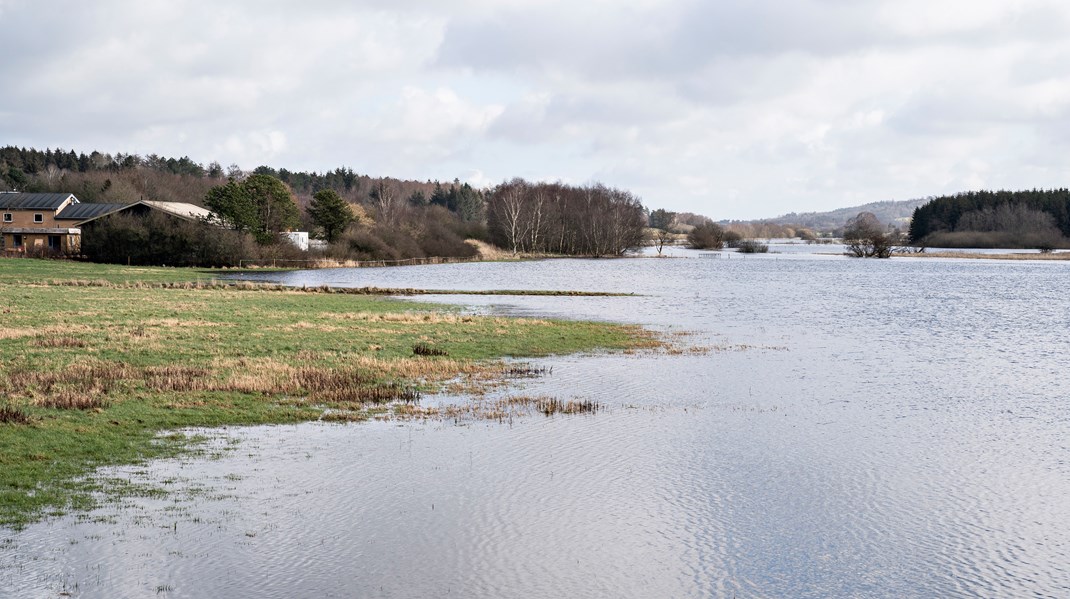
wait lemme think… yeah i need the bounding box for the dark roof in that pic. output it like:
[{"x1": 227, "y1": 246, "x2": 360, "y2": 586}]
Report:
[
  {"x1": 0, "y1": 192, "x2": 77, "y2": 210},
  {"x1": 56, "y1": 202, "x2": 129, "y2": 221}
]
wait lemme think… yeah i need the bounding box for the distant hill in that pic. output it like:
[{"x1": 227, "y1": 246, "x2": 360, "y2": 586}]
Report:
[{"x1": 758, "y1": 198, "x2": 929, "y2": 232}]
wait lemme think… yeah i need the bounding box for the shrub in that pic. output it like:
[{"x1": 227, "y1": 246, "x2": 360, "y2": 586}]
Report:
[
  {"x1": 687, "y1": 222, "x2": 725, "y2": 249},
  {"x1": 735, "y1": 240, "x2": 769, "y2": 253},
  {"x1": 81, "y1": 211, "x2": 258, "y2": 267}
]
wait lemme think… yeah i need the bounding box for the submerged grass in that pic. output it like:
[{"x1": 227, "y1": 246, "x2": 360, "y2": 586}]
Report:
[{"x1": 0, "y1": 258, "x2": 657, "y2": 528}]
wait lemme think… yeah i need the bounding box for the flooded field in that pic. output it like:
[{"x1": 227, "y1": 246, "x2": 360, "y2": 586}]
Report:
[{"x1": 3, "y1": 249, "x2": 1070, "y2": 598}]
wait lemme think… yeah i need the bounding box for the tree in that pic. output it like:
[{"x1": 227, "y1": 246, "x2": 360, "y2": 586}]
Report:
[
  {"x1": 205, "y1": 174, "x2": 299, "y2": 244},
  {"x1": 408, "y1": 190, "x2": 428, "y2": 207},
  {"x1": 244, "y1": 174, "x2": 300, "y2": 241},
  {"x1": 486, "y1": 179, "x2": 646, "y2": 256},
  {"x1": 205, "y1": 180, "x2": 257, "y2": 232},
  {"x1": 487, "y1": 179, "x2": 528, "y2": 255},
  {"x1": 453, "y1": 183, "x2": 484, "y2": 222},
  {"x1": 687, "y1": 221, "x2": 725, "y2": 249},
  {"x1": 844, "y1": 212, "x2": 897, "y2": 258},
  {"x1": 649, "y1": 208, "x2": 676, "y2": 231},
  {"x1": 370, "y1": 178, "x2": 400, "y2": 224},
  {"x1": 652, "y1": 228, "x2": 672, "y2": 256},
  {"x1": 308, "y1": 189, "x2": 355, "y2": 243}
]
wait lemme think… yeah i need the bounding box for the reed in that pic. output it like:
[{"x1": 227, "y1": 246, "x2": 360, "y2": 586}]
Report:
[{"x1": 412, "y1": 343, "x2": 449, "y2": 357}]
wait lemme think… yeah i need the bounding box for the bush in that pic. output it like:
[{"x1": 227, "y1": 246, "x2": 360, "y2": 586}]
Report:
[
  {"x1": 843, "y1": 212, "x2": 898, "y2": 258},
  {"x1": 687, "y1": 222, "x2": 725, "y2": 249},
  {"x1": 81, "y1": 211, "x2": 258, "y2": 267},
  {"x1": 735, "y1": 240, "x2": 769, "y2": 253}
]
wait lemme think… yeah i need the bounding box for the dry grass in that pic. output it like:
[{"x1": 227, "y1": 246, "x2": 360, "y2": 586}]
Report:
[
  {"x1": 465, "y1": 239, "x2": 512, "y2": 260},
  {"x1": 0, "y1": 358, "x2": 430, "y2": 412},
  {"x1": 35, "y1": 388, "x2": 111, "y2": 411},
  {"x1": 390, "y1": 393, "x2": 603, "y2": 423},
  {"x1": 0, "y1": 405, "x2": 31, "y2": 424},
  {"x1": 31, "y1": 335, "x2": 87, "y2": 348},
  {"x1": 143, "y1": 365, "x2": 214, "y2": 392}
]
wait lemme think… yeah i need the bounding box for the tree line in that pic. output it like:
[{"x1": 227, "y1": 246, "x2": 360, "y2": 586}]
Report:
[
  {"x1": 485, "y1": 179, "x2": 646, "y2": 256},
  {"x1": 2, "y1": 146, "x2": 650, "y2": 265},
  {"x1": 909, "y1": 189, "x2": 1070, "y2": 249}
]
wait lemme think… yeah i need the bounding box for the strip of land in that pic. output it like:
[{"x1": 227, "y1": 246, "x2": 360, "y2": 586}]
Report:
[
  {"x1": 0, "y1": 259, "x2": 656, "y2": 528},
  {"x1": 906, "y1": 251, "x2": 1070, "y2": 260}
]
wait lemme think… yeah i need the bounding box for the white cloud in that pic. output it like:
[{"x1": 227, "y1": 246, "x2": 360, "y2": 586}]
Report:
[{"x1": 2, "y1": 0, "x2": 1069, "y2": 218}]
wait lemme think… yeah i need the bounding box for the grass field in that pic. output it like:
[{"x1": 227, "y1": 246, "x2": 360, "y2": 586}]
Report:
[{"x1": 0, "y1": 258, "x2": 654, "y2": 528}]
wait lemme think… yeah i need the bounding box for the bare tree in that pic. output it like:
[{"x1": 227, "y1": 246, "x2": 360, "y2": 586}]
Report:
[
  {"x1": 487, "y1": 179, "x2": 528, "y2": 254},
  {"x1": 370, "y1": 178, "x2": 401, "y2": 225},
  {"x1": 844, "y1": 212, "x2": 898, "y2": 258}
]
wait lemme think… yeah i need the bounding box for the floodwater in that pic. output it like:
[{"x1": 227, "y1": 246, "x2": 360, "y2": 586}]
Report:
[{"x1": 3, "y1": 248, "x2": 1070, "y2": 598}]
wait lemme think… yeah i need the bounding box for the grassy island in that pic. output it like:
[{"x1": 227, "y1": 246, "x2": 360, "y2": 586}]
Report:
[{"x1": 0, "y1": 259, "x2": 653, "y2": 528}]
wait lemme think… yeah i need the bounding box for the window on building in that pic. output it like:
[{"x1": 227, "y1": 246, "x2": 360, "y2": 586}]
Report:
[
  {"x1": 34, "y1": 213, "x2": 44, "y2": 223},
  {"x1": 13, "y1": 234, "x2": 23, "y2": 248},
  {"x1": 48, "y1": 235, "x2": 61, "y2": 249},
  {"x1": 2, "y1": 213, "x2": 11, "y2": 222}
]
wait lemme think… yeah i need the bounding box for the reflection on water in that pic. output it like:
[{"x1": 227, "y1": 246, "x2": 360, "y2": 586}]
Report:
[{"x1": 3, "y1": 250, "x2": 1070, "y2": 598}]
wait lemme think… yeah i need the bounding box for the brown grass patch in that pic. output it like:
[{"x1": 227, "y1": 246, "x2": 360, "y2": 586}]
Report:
[
  {"x1": 142, "y1": 318, "x2": 222, "y2": 328},
  {"x1": 412, "y1": 343, "x2": 448, "y2": 357},
  {"x1": 144, "y1": 365, "x2": 213, "y2": 392},
  {"x1": 35, "y1": 388, "x2": 111, "y2": 410},
  {"x1": 0, "y1": 405, "x2": 31, "y2": 424},
  {"x1": 0, "y1": 328, "x2": 36, "y2": 341},
  {"x1": 3, "y1": 360, "x2": 133, "y2": 397},
  {"x1": 32, "y1": 335, "x2": 87, "y2": 348}
]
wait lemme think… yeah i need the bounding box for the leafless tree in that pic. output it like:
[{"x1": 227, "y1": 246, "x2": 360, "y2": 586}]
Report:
[
  {"x1": 370, "y1": 178, "x2": 402, "y2": 225},
  {"x1": 486, "y1": 179, "x2": 646, "y2": 256},
  {"x1": 844, "y1": 212, "x2": 899, "y2": 258}
]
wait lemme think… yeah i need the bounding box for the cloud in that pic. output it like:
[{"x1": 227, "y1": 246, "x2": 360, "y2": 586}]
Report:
[{"x1": 2, "y1": 0, "x2": 1069, "y2": 219}]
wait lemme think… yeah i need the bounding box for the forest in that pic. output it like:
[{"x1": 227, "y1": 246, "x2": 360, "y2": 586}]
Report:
[
  {"x1": 908, "y1": 189, "x2": 1070, "y2": 249},
  {"x1": 0, "y1": 146, "x2": 649, "y2": 265}
]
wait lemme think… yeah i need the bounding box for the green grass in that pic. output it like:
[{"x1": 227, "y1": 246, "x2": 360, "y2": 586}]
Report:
[
  {"x1": 0, "y1": 258, "x2": 655, "y2": 528},
  {"x1": 0, "y1": 257, "x2": 226, "y2": 284}
]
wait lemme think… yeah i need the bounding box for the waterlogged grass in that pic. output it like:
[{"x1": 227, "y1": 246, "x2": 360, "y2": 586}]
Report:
[{"x1": 0, "y1": 259, "x2": 656, "y2": 528}]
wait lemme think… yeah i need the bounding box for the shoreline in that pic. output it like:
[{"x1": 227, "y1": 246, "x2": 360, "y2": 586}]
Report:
[
  {"x1": 0, "y1": 259, "x2": 657, "y2": 529},
  {"x1": 903, "y1": 250, "x2": 1070, "y2": 261}
]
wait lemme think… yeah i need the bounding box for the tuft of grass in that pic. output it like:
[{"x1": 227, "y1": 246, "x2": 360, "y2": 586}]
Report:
[
  {"x1": 0, "y1": 405, "x2": 31, "y2": 424},
  {"x1": 534, "y1": 397, "x2": 602, "y2": 416},
  {"x1": 412, "y1": 342, "x2": 449, "y2": 357}
]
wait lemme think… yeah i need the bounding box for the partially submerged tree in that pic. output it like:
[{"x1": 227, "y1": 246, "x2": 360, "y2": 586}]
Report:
[
  {"x1": 844, "y1": 212, "x2": 898, "y2": 258},
  {"x1": 687, "y1": 221, "x2": 725, "y2": 249},
  {"x1": 652, "y1": 228, "x2": 672, "y2": 256},
  {"x1": 308, "y1": 188, "x2": 355, "y2": 243}
]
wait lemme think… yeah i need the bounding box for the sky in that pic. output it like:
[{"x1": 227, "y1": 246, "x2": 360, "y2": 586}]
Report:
[{"x1": 2, "y1": 0, "x2": 1069, "y2": 219}]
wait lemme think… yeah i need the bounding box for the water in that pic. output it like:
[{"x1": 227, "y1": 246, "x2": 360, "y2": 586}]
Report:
[{"x1": 3, "y1": 250, "x2": 1070, "y2": 598}]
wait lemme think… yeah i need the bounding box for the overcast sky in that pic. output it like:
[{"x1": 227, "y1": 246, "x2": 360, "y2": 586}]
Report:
[{"x1": 2, "y1": 0, "x2": 1069, "y2": 219}]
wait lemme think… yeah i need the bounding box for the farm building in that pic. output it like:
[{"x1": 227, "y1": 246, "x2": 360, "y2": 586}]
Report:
[{"x1": 0, "y1": 193, "x2": 217, "y2": 256}]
